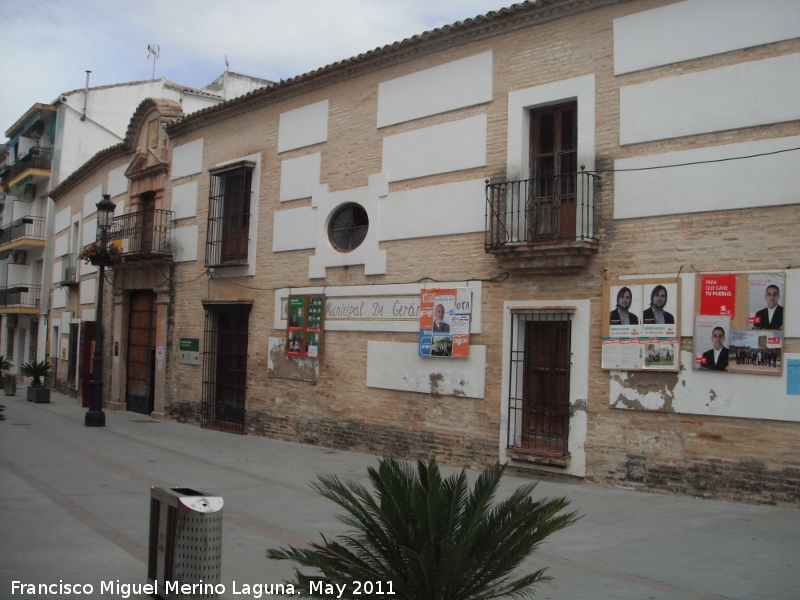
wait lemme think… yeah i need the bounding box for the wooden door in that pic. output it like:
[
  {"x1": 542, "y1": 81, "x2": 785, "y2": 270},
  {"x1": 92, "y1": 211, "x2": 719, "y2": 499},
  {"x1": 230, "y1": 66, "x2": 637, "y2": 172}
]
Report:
[
  {"x1": 138, "y1": 192, "x2": 155, "y2": 253},
  {"x1": 126, "y1": 292, "x2": 156, "y2": 415},
  {"x1": 521, "y1": 319, "x2": 571, "y2": 453}
]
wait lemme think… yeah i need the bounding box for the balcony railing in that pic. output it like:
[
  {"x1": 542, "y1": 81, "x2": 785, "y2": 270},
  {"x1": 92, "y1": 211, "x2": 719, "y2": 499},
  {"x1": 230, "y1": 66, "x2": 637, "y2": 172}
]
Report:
[
  {"x1": 0, "y1": 216, "x2": 47, "y2": 246},
  {"x1": 8, "y1": 146, "x2": 52, "y2": 179},
  {"x1": 108, "y1": 208, "x2": 173, "y2": 258},
  {"x1": 55, "y1": 253, "x2": 79, "y2": 285},
  {"x1": 485, "y1": 171, "x2": 598, "y2": 249},
  {"x1": 0, "y1": 284, "x2": 42, "y2": 309}
]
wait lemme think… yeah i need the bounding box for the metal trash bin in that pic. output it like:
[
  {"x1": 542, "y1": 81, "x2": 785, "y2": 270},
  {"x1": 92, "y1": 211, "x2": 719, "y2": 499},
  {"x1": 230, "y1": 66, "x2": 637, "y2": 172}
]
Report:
[
  {"x1": 4, "y1": 374, "x2": 16, "y2": 396},
  {"x1": 148, "y1": 487, "x2": 223, "y2": 599}
]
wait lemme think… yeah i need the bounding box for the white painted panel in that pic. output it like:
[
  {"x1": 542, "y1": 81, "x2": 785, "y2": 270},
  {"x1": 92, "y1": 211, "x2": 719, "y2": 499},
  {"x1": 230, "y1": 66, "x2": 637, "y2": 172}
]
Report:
[
  {"x1": 54, "y1": 207, "x2": 71, "y2": 234},
  {"x1": 272, "y1": 206, "x2": 316, "y2": 252},
  {"x1": 378, "y1": 51, "x2": 493, "y2": 127},
  {"x1": 52, "y1": 288, "x2": 67, "y2": 309},
  {"x1": 114, "y1": 198, "x2": 125, "y2": 217},
  {"x1": 507, "y1": 75, "x2": 595, "y2": 181},
  {"x1": 82, "y1": 219, "x2": 97, "y2": 246},
  {"x1": 107, "y1": 164, "x2": 128, "y2": 197},
  {"x1": 83, "y1": 185, "x2": 102, "y2": 217},
  {"x1": 80, "y1": 261, "x2": 97, "y2": 276},
  {"x1": 60, "y1": 312, "x2": 72, "y2": 332},
  {"x1": 620, "y1": 53, "x2": 800, "y2": 145},
  {"x1": 168, "y1": 225, "x2": 199, "y2": 263},
  {"x1": 367, "y1": 341, "x2": 486, "y2": 399},
  {"x1": 171, "y1": 138, "x2": 204, "y2": 180},
  {"x1": 382, "y1": 115, "x2": 486, "y2": 182},
  {"x1": 614, "y1": 0, "x2": 800, "y2": 75},
  {"x1": 278, "y1": 100, "x2": 329, "y2": 153},
  {"x1": 379, "y1": 179, "x2": 485, "y2": 241},
  {"x1": 81, "y1": 309, "x2": 96, "y2": 322},
  {"x1": 54, "y1": 234, "x2": 69, "y2": 258},
  {"x1": 79, "y1": 278, "x2": 96, "y2": 305},
  {"x1": 612, "y1": 352, "x2": 800, "y2": 422},
  {"x1": 171, "y1": 181, "x2": 198, "y2": 220},
  {"x1": 786, "y1": 269, "x2": 800, "y2": 339},
  {"x1": 614, "y1": 136, "x2": 800, "y2": 219},
  {"x1": 279, "y1": 153, "x2": 321, "y2": 201}
]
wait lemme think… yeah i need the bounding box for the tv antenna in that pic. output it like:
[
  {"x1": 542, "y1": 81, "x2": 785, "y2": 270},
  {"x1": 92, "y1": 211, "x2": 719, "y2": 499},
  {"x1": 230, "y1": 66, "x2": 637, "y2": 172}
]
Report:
[
  {"x1": 225, "y1": 55, "x2": 230, "y2": 71},
  {"x1": 147, "y1": 44, "x2": 160, "y2": 80}
]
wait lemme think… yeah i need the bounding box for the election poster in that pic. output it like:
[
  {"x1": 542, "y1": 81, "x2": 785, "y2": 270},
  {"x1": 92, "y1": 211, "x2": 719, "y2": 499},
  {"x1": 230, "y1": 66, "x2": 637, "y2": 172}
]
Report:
[
  {"x1": 747, "y1": 273, "x2": 784, "y2": 331},
  {"x1": 419, "y1": 287, "x2": 471, "y2": 358},
  {"x1": 699, "y1": 274, "x2": 736, "y2": 317},
  {"x1": 286, "y1": 294, "x2": 325, "y2": 358}
]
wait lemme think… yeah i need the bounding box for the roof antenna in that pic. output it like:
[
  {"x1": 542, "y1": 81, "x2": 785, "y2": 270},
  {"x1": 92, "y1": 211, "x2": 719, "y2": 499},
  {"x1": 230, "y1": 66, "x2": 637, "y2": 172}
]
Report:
[
  {"x1": 147, "y1": 44, "x2": 160, "y2": 80},
  {"x1": 225, "y1": 55, "x2": 230, "y2": 72}
]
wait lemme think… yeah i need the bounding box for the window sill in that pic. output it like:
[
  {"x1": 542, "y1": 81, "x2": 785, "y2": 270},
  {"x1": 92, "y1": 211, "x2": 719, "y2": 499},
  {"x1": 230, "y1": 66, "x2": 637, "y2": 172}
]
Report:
[{"x1": 508, "y1": 447, "x2": 571, "y2": 469}]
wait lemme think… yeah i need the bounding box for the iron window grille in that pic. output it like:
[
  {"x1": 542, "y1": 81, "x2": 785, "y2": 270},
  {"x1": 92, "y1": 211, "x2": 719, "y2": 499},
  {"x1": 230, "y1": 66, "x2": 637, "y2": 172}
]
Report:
[
  {"x1": 507, "y1": 311, "x2": 572, "y2": 456},
  {"x1": 205, "y1": 163, "x2": 254, "y2": 268},
  {"x1": 201, "y1": 303, "x2": 251, "y2": 434},
  {"x1": 28, "y1": 319, "x2": 38, "y2": 362}
]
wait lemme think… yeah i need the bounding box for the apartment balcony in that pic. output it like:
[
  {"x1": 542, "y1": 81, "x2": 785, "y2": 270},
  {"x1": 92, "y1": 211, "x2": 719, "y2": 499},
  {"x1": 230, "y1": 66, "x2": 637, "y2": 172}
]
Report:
[
  {"x1": 0, "y1": 284, "x2": 42, "y2": 315},
  {"x1": 108, "y1": 208, "x2": 173, "y2": 264},
  {"x1": 0, "y1": 216, "x2": 47, "y2": 253},
  {"x1": 5, "y1": 146, "x2": 52, "y2": 190},
  {"x1": 55, "y1": 253, "x2": 79, "y2": 286},
  {"x1": 484, "y1": 171, "x2": 599, "y2": 274}
]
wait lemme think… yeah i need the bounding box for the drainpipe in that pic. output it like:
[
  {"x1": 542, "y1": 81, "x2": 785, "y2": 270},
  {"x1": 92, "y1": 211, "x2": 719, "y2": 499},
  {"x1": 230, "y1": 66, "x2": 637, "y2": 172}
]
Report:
[{"x1": 81, "y1": 71, "x2": 91, "y2": 121}]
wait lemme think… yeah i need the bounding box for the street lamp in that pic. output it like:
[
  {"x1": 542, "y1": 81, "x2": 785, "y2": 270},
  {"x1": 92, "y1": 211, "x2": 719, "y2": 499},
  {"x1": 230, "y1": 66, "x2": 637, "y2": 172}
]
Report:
[{"x1": 85, "y1": 194, "x2": 116, "y2": 427}]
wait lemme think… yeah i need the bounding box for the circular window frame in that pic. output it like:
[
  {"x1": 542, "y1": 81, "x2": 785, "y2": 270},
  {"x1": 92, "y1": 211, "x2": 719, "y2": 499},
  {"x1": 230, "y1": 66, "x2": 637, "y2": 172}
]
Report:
[{"x1": 327, "y1": 203, "x2": 369, "y2": 253}]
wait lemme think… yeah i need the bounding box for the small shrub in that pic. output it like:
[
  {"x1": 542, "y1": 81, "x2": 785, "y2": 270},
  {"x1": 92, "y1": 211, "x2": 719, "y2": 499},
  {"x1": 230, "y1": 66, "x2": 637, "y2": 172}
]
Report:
[{"x1": 20, "y1": 361, "x2": 51, "y2": 388}]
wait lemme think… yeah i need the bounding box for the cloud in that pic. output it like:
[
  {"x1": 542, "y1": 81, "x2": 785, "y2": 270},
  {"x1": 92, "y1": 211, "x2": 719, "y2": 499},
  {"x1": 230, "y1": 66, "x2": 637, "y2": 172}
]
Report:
[{"x1": 1, "y1": 0, "x2": 512, "y2": 136}]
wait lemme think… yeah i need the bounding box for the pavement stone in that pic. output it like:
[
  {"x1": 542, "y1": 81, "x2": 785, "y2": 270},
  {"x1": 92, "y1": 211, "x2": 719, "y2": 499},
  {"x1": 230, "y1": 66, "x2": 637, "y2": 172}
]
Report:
[{"x1": 1, "y1": 389, "x2": 799, "y2": 599}]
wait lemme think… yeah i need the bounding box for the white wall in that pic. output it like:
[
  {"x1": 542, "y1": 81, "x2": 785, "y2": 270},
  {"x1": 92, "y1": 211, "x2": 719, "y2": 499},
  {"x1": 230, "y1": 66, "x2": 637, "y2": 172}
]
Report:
[
  {"x1": 614, "y1": 136, "x2": 800, "y2": 219},
  {"x1": 279, "y1": 153, "x2": 321, "y2": 202},
  {"x1": 614, "y1": 0, "x2": 800, "y2": 75},
  {"x1": 278, "y1": 100, "x2": 329, "y2": 153},
  {"x1": 620, "y1": 53, "x2": 800, "y2": 145},
  {"x1": 382, "y1": 115, "x2": 486, "y2": 182},
  {"x1": 171, "y1": 182, "x2": 198, "y2": 220},
  {"x1": 168, "y1": 225, "x2": 199, "y2": 263},
  {"x1": 171, "y1": 138, "x2": 204, "y2": 180},
  {"x1": 377, "y1": 51, "x2": 493, "y2": 127}
]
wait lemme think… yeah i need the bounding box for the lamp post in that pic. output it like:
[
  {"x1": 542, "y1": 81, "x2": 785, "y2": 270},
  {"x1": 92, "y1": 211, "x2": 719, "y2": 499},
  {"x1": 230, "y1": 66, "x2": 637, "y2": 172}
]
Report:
[{"x1": 85, "y1": 194, "x2": 116, "y2": 427}]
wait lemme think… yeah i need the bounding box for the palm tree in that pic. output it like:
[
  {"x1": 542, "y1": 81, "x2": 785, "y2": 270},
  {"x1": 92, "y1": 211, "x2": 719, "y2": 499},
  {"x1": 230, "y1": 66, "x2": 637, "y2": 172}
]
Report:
[
  {"x1": 0, "y1": 355, "x2": 12, "y2": 373},
  {"x1": 20, "y1": 360, "x2": 51, "y2": 387},
  {"x1": 268, "y1": 457, "x2": 579, "y2": 599}
]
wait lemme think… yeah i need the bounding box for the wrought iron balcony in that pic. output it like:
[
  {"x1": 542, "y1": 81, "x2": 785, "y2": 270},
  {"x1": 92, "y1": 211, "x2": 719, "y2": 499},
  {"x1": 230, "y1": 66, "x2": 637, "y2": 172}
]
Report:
[
  {"x1": 108, "y1": 208, "x2": 173, "y2": 261},
  {"x1": 484, "y1": 171, "x2": 599, "y2": 273},
  {"x1": 7, "y1": 146, "x2": 52, "y2": 179},
  {"x1": 0, "y1": 284, "x2": 42, "y2": 309},
  {"x1": 0, "y1": 216, "x2": 47, "y2": 247},
  {"x1": 55, "y1": 253, "x2": 79, "y2": 285}
]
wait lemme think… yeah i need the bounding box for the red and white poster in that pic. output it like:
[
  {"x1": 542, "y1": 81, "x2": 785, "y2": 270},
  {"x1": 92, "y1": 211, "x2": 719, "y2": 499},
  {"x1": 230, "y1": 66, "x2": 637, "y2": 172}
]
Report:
[{"x1": 699, "y1": 274, "x2": 736, "y2": 316}]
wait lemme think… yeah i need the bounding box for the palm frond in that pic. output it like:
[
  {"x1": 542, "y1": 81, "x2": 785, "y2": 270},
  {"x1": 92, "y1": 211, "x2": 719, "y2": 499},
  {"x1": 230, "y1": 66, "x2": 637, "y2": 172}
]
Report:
[{"x1": 269, "y1": 456, "x2": 579, "y2": 599}]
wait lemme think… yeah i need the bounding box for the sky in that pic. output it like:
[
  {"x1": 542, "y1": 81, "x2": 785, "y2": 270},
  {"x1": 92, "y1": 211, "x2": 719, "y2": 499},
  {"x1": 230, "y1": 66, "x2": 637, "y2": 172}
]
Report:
[{"x1": 1, "y1": 0, "x2": 518, "y2": 139}]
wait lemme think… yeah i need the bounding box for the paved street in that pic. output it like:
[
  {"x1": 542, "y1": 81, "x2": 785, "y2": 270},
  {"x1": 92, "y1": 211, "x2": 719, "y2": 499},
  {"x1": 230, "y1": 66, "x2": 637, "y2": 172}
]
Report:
[{"x1": 1, "y1": 389, "x2": 798, "y2": 599}]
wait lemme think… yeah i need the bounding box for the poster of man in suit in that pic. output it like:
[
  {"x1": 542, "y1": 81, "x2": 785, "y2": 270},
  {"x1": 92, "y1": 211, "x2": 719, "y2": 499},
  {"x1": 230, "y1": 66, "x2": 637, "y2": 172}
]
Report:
[
  {"x1": 748, "y1": 274, "x2": 785, "y2": 330},
  {"x1": 694, "y1": 316, "x2": 730, "y2": 371},
  {"x1": 642, "y1": 282, "x2": 678, "y2": 337}
]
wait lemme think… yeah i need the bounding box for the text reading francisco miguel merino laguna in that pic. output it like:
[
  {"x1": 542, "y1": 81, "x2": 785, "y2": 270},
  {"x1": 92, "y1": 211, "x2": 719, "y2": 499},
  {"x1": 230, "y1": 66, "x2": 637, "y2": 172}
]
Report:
[{"x1": 12, "y1": 579, "x2": 396, "y2": 598}]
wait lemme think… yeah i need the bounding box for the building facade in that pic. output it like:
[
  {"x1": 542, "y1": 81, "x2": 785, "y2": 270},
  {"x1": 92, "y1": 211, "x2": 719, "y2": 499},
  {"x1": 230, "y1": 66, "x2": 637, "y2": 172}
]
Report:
[{"x1": 49, "y1": 0, "x2": 800, "y2": 504}]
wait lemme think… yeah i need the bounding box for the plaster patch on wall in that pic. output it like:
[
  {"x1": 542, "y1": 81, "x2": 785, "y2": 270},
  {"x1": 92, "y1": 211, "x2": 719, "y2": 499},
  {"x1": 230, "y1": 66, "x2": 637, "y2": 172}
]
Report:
[
  {"x1": 368, "y1": 341, "x2": 486, "y2": 399},
  {"x1": 610, "y1": 370, "x2": 680, "y2": 412},
  {"x1": 268, "y1": 337, "x2": 319, "y2": 382}
]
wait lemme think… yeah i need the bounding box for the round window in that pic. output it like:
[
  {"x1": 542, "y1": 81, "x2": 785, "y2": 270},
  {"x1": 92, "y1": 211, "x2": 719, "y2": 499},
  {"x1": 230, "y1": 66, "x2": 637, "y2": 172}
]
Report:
[{"x1": 328, "y1": 204, "x2": 369, "y2": 252}]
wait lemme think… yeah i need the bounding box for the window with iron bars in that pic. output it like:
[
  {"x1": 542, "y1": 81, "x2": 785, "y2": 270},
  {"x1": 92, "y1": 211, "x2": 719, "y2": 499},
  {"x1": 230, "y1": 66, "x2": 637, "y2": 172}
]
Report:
[
  {"x1": 507, "y1": 311, "x2": 572, "y2": 456},
  {"x1": 201, "y1": 303, "x2": 251, "y2": 434},
  {"x1": 28, "y1": 319, "x2": 38, "y2": 362},
  {"x1": 205, "y1": 163, "x2": 253, "y2": 267}
]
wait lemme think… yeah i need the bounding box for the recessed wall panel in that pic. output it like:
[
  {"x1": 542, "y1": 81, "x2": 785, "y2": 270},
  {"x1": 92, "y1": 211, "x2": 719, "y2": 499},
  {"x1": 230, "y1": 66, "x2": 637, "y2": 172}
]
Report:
[
  {"x1": 377, "y1": 51, "x2": 493, "y2": 127},
  {"x1": 171, "y1": 138, "x2": 204, "y2": 180},
  {"x1": 382, "y1": 115, "x2": 487, "y2": 182},
  {"x1": 614, "y1": 136, "x2": 800, "y2": 219},
  {"x1": 620, "y1": 53, "x2": 800, "y2": 145},
  {"x1": 279, "y1": 153, "x2": 321, "y2": 201},
  {"x1": 278, "y1": 100, "x2": 329, "y2": 153},
  {"x1": 272, "y1": 206, "x2": 317, "y2": 252},
  {"x1": 614, "y1": 0, "x2": 800, "y2": 75}
]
